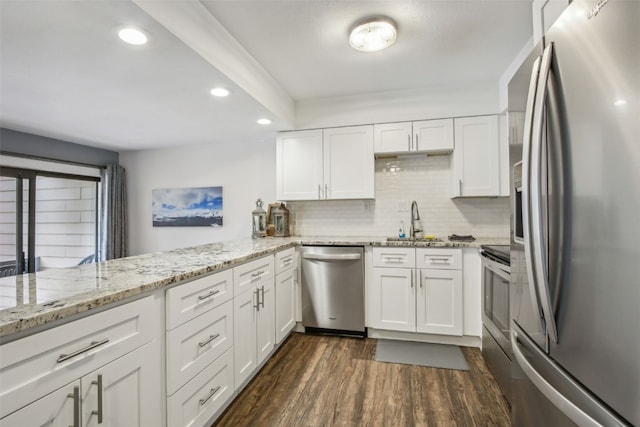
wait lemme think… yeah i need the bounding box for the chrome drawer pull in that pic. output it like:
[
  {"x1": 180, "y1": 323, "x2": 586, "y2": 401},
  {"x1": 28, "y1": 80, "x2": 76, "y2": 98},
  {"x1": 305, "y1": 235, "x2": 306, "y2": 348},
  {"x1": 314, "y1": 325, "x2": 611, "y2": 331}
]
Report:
[
  {"x1": 198, "y1": 333, "x2": 220, "y2": 348},
  {"x1": 57, "y1": 338, "x2": 110, "y2": 363},
  {"x1": 429, "y1": 257, "x2": 451, "y2": 263},
  {"x1": 384, "y1": 257, "x2": 404, "y2": 263},
  {"x1": 67, "y1": 385, "x2": 80, "y2": 427},
  {"x1": 91, "y1": 374, "x2": 103, "y2": 424},
  {"x1": 197, "y1": 289, "x2": 220, "y2": 301},
  {"x1": 282, "y1": 256, "x2": 293, "y2": 264},
  {"x1": 251, "y1": 270, "x2": 265, "y2": 278},
  {"x1": 199, "y1": 386, "x2": 221, "y2": 405}
]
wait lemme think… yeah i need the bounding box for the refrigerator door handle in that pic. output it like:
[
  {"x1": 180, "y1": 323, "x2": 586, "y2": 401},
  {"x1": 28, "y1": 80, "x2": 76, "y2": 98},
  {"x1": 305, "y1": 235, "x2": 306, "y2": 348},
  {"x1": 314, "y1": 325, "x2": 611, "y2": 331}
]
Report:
[
  {"x1": 521, "y1": 54, "x2": 546, "y2": 335},
  {"x1": 530, "y1": 43, "x2": 559, "y2": 343},
  {"x1": 511, "y1": 325, "x2": 628, "y2": 427}
]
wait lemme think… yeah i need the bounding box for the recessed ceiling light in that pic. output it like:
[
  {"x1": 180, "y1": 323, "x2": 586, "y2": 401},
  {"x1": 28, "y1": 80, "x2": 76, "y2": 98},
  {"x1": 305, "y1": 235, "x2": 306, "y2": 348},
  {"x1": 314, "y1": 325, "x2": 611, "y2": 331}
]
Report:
[
  {"x1": 210, "y1": 87, "x2": 231, "y2": 97},
  {"x1": 614, "y1": 99, "x2": 627, "y2": 107},
  {"x1": 349, "y1": 17, "x2": 397, "y2": 52},
  {"x1": 257, "y1": 118, "x2": 272, "y2": 125},
  {"x1": 118, "y1": 28, "x2": 148, "y2": 45}
]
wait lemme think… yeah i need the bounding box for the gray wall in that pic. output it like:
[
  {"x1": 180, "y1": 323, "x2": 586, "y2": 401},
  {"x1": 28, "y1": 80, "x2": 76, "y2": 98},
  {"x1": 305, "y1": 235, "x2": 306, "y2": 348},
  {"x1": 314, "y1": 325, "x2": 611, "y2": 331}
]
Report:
[{"x1": 0, "y1": 128, "x2": 118, "y2": 167}]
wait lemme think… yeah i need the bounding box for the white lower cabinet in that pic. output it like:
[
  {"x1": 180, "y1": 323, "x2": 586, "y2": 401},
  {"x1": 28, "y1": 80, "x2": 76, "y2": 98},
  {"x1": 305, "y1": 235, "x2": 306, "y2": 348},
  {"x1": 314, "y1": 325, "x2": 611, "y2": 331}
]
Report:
[
  {"x1": 233, "y1": 255, "x2": 275, "y2": 390},
  {"x1": 0, "y1": 381, "x2": 78, "y2": 426},
  {"x1": 275, "y1": 248, "x2": 296, "y2": 344},
  {"x1": 370, "y1": 247, "x2": 463, "y2": 336},
  {"x1": 167, "y1": 348, "x2": 234, "y2": 427},
  {"x1": 81, "y1": 340, "x2": 161, "y2": 426},
  {"x1": 0, "y1": 295, "x2": 162, "y2": 426}
]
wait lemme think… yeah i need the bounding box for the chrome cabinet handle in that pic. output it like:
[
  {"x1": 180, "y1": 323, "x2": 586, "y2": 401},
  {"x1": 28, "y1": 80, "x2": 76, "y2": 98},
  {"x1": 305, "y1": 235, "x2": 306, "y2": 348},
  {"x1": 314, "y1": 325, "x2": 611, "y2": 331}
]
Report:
[
  {"x1": 91, "y1": 374, "x2": 103, "y2": 424},
  {"x1": 410, "y1": 270, "x2": 414, "y2": 288},
  {"x1": 199, "y1": 386, "x2": 221, "y2": 406},
  {"x1": 260, "y1": 285, "x2": 265, "y2": 308},
  {"x1": 415, "y1": 134, "x2": 419, "y2": 151},
  {"x1": 429, "y1": 257, "x2": 451, "y2": 263},
  {"x1": 529, "y1": 43, "x2": 558, "y2": 344},
  {"x1": 383, "y1": 256, "x2": 404, "y2": 263},
  {"x1": 57, "y1": 338, "x2": 110, "y2": 363},
  {"x1": 198, "y1": 333, "x2": 220, "y2": 348},
  {"x1": 458, "y1": 179, "x2": 463, "y2": 196},
  {"x1": 198, "y1": 289, "x2": 220, "y2": 301},
  {"x1": 325, "y1": 184, "x2": 328, "y2": 199},
  {"x1": 318, "y1": 184, "x2": 322, "y2": 199},
  {"x1": 294, "y1": 267, "x2": 298, "y2": 284},
  {"x1": 282, "y1": 256, "x2": 293, "y2": 265},
  {"x1": 67, "y1": 385, "x2": 80, "y2": 427},
  {"x1": 419, "y1": 270, "x2": 423, "y2": 289},
  {"x1": 251, "y1": 270, "x2": 265, "y2": 278},
  {"x1": 254, "y1": 289, "x2": 260, "y2": 311},
  {"x1": 407, "y1": 134, "x2": 411, "y2": 151}
]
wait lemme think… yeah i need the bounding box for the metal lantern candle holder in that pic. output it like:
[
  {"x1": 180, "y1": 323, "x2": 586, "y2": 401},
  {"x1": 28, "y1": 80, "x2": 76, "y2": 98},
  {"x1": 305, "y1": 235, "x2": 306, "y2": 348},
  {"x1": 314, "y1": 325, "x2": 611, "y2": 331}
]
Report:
[
  {"x1": 272, "y1": 203, "x2": 290, "y2": 237},
  {"x1": 252, "y1": 199, "x2": 267, "y2": 238}
]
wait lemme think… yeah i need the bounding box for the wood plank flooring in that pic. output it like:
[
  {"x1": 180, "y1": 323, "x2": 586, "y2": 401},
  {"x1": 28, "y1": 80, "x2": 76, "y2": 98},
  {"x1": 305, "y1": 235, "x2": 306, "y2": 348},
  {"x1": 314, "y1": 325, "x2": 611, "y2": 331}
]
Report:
[{"x1": 213, "y1": 333, "x2": 510, "y2": 427}]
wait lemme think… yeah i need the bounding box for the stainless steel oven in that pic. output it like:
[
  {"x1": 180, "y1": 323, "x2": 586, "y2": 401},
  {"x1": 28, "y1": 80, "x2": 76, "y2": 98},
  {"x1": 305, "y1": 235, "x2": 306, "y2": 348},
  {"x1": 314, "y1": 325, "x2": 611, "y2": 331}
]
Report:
[{"x1": 481, "y1": 244, "x2": 512, "y2": 404}]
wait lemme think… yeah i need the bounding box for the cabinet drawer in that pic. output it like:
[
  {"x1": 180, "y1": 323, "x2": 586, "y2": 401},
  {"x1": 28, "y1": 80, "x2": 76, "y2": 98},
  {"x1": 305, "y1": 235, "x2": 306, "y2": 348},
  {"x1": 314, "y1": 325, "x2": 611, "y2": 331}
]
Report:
[
  {"x1": 166, "y1": 269, "x2": 233, "y2": 330},
  {"x1": 372, "y1": 247, "x2": 415, "y2": 268},
  {"x1": 0, "y1": 294, "x2": 159, "y2": 419},
  {"x1": 233, "y1": 256, "x2": 274, "y2": 296},
  {"x1": 167, "y1": 348, "x2": 234, "y2": 427},
  {"x1": 416, "y1": 248, "x2": 462, "y2": 270},
  {"x1": 274, "y1": 247, "x2": 295, "y2": 275},
  {"x1": 166, "y1": 300, "x2": 233, "y2": 395}
]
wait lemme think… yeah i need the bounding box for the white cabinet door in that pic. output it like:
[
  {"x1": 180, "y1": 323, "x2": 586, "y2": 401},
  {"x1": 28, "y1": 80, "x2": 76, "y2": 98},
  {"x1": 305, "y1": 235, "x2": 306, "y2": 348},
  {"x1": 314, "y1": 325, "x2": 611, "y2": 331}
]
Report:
[
  {"x1": 413, "y1": 118, "x2": 454, "y2": 153},
  {"x1": 276, "y1": 129, "x2": 323, "y2": 200},
  {"x1": 233, "y1": 287, "x2": 257, "y2": 389},
  {"x1": 416, "y1": 269, "x2": 463, "y2": 336},
  {"x1": 255, "y1": 279, "x2": 275, "y2": 367},
  {"x1": 451, "y1": 115, "x2": 500, "y2": 197},
  {"x1": 275, "y1": 268, "x2": 296, "y2": 344},
  {"x1": 371, "y1": 267, "x2": 415, "y2": 332},
  {"x1": 373, "y1": 122, "x2": 412, "y2": 153},
  {"x1": 323, "y1": 125, "x2": 374, "y2": 199},
  {"x1": 82, "y1": 340, "x2": 161, "y2": 427},
  {"x1": 0, "y1": 381, "x2": 79, "y2": 427}
]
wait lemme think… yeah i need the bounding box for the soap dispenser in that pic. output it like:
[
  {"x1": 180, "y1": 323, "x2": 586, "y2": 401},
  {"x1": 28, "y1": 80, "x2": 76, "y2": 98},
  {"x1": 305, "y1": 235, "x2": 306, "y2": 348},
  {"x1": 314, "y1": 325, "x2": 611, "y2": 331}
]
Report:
[{"x1": 398, "y1": 221, "x2": 406, "y2": 239}]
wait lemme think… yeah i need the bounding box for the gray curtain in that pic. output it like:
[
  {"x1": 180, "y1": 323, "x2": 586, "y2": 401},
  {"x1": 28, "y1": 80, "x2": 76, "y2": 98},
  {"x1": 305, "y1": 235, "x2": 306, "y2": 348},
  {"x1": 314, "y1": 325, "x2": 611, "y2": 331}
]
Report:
[{"x1": 99, "y1": 164, "x2": 128, "y2": 261}]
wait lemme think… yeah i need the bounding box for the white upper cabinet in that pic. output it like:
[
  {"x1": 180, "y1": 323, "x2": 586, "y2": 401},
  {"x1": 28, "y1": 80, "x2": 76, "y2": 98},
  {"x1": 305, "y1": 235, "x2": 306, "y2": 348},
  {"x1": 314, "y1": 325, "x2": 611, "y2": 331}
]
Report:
[
  {"x1": 276, "y1": 129, "x2": 324, "y2": 201},
  {"x1": 413, "y1": 119, "x2": 454, "y2": 153},
  {"x1": 323, "y1": 126, "x2": 374, "y2": 199},
  {"x1": 450, "y1": 115, "x2": 501, "y2": 198},
  {"x1": 374, "y1": 119, "x2": 453, "y2": 155},
  {"x1": 277, "y1": 126, "x2": 374, "y2": 201}
]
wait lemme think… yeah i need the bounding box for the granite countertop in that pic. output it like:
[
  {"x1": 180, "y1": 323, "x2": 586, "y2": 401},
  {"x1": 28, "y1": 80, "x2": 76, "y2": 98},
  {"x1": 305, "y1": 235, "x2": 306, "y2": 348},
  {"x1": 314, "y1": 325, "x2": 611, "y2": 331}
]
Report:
[{"x1": 0, "y1": 235, "x2": 508, "y2": 339}]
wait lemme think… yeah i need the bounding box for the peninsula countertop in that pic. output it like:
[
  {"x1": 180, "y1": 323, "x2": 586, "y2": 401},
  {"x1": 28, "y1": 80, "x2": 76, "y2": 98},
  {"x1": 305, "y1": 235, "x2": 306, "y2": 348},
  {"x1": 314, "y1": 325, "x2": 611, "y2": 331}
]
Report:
[{"x1": 0, "y1": 235, "x2": 508, "y2": 339}]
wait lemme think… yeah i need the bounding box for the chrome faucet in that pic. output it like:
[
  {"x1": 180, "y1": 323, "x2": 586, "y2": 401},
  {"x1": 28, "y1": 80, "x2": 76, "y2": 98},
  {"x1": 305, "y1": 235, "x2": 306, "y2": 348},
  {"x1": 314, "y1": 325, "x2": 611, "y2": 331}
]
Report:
[{"x1": 410, "y1": 200, "x2": 422, "y2": 239}]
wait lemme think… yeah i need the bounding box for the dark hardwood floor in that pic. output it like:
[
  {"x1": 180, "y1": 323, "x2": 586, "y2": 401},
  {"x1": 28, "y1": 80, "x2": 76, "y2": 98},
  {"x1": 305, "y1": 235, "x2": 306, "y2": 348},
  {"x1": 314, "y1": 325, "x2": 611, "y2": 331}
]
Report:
[{"x1": 213, "y1": 332, "x2": 510, "y2": 427}]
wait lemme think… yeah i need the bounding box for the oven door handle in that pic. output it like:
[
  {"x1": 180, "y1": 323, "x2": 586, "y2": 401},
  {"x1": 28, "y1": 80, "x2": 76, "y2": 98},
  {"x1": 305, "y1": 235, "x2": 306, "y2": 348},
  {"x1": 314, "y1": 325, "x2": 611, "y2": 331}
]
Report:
[{"x1": 482, "y1": 257, "x2": 510, "y2": 282}]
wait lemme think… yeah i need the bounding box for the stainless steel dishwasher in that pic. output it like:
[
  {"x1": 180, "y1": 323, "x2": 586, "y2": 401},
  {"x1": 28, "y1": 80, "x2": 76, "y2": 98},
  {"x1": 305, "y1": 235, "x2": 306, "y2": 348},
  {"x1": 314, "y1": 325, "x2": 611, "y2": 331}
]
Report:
[{"x1": 300, "y1": 246, "x2": 365, "y2": 336}]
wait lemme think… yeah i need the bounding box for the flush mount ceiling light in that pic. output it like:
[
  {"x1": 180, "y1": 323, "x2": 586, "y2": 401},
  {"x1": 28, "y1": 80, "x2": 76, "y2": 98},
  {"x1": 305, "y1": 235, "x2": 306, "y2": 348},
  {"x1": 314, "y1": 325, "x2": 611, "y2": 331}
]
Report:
[
  {"x1": 349, "y1": 17, "x2": 397, "y2": 52},
  {"x1": 118, "y1": 27, "x2": 148, "y2": 45},
  {"x1": 210, "y1": 87, "x2": 231, "y2": 97},
  {"x1": 257, "y1": 118, "x2": 272, "y2": 125}
]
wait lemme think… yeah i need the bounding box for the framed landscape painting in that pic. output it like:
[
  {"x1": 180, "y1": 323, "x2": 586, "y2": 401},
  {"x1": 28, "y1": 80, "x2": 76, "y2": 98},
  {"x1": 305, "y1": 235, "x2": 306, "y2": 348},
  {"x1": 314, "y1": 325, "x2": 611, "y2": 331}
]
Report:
[{"x1": 152, "y1": 186, "x2": 223, "y2": 227}]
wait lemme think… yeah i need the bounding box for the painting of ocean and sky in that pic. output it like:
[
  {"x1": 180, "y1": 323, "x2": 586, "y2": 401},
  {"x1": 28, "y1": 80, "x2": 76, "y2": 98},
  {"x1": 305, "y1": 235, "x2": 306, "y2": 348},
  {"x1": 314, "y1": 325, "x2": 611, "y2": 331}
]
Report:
[{"x1": 152, "y1": 186, "x2": 223, "y2": 227}]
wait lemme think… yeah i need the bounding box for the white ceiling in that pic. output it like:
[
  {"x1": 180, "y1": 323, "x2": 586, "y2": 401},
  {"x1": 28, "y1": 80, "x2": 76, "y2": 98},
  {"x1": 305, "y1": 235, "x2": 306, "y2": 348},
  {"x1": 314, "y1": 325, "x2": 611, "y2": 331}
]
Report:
[{"x1": 0, "y1": 0, "x2": 533, "y2": 153}]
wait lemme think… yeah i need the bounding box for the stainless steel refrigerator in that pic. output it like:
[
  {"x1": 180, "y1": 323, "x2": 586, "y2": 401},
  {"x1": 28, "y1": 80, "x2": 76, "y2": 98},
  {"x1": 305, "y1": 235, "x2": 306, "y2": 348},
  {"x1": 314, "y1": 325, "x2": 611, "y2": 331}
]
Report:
[{"x1": 508, "y1": 0, "x2": 639, "y2": 425}]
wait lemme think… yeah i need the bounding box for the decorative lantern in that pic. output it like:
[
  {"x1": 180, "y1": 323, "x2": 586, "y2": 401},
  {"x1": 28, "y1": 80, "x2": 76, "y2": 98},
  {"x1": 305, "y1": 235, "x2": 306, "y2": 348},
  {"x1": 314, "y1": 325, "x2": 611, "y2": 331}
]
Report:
[
  {"x1": 272, "y1": 203, "x2": 290, "y2": 237},
  {"x1": 252, "y1": 199, "x2": 267, "y2": 238}
]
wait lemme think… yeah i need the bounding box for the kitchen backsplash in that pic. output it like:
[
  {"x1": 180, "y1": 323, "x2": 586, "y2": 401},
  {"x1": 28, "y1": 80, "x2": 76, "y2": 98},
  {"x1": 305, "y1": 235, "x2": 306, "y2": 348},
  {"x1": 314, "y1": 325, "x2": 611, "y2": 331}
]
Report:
[{"x1": 287, "y1": 155, "x2": 510, "y2": 238}]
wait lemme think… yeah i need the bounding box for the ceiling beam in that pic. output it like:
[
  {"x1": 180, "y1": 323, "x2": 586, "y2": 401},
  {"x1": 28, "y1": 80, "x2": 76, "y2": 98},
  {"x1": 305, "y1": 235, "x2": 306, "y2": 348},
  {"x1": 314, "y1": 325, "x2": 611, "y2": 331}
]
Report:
[{"x1": 132, "y1": 0, "x2": 295, "y2": 128}]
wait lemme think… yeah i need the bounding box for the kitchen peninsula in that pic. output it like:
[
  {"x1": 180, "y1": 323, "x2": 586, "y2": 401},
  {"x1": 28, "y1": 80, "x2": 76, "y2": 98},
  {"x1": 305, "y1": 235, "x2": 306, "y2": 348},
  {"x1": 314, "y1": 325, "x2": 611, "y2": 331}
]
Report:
[{"x1": 0, "y1": 235, "x2": 507, "y2": 426}]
